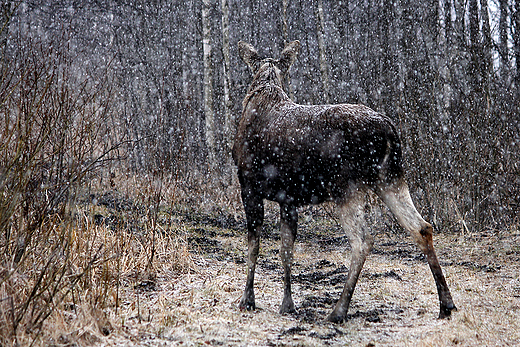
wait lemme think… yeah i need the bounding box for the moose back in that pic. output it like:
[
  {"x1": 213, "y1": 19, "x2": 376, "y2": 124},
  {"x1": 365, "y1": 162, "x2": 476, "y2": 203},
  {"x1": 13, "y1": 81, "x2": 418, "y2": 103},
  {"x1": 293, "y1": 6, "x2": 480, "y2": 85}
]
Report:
[{"x1": 232, "y1": 40, "x2": 456, "y2": 323}]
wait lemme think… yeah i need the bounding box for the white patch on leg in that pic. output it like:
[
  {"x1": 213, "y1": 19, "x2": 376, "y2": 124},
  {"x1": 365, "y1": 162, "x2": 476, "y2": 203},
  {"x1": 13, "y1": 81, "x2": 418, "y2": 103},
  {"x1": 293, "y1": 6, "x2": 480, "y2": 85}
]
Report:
[{"x1": 377, "y1": 181, "x2": 429, "y2": 236}]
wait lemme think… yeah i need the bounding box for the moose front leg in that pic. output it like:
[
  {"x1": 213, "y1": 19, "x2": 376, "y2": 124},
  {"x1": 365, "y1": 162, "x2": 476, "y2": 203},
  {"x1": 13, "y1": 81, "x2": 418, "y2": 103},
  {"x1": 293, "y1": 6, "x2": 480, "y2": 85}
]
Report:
[
  {"x1": 279, "y1": 203, "x2": 298, "y2": 314},
  {"x1": 239, "y1": 193, "x2": 264, "y2": 311}
]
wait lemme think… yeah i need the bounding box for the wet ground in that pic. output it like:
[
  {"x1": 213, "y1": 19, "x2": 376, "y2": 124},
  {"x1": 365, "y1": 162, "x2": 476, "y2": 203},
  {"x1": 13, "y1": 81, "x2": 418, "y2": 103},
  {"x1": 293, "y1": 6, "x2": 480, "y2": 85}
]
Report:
[{"x1": 89, "y1": 195, "x2": 520, "y2": 346}]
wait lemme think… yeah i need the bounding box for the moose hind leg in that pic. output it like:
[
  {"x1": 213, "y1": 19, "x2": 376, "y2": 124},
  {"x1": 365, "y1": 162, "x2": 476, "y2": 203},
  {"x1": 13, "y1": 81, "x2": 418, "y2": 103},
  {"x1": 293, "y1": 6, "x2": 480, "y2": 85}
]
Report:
[
  {"x1": 279, "y1": 204, "x2": 298, "y2": 314},
  {"x1": 239, "y1": 194, "x2": 264, "y2": 311},
  {"x1": 327, "y1": 190, "x2": 373, "y2": 323},
  {"x1": 377, "y1": 181, "x2": 457, "y2": 318}
]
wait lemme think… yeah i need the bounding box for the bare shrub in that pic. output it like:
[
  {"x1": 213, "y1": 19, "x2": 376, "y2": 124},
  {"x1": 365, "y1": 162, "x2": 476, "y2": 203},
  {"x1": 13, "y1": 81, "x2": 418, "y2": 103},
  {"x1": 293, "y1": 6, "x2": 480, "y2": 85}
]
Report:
[{"x1": 0, "y1": 24, "x2": 120, "y2": 345}]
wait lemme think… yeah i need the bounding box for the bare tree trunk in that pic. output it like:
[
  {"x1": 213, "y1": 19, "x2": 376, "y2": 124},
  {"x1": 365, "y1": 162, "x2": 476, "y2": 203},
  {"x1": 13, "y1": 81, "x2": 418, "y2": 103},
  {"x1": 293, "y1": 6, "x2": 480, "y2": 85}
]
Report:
[
  {"x1": 0, "y1": 1, "x2": 14, "y2": 50},
  {"x1": 281, "y1": 0, "x2": 295, "y2": 100},
  {"x1": 499, "y1": 0, "x2": 509, "y2": 80},
  {"x1": 282, "y1": 0, "x2": 289, "y2": 44},
  {"x1": 514, "y1": 0, "x2": 520, "y2": 93},
  {"x1": 202, "y1": 0, "x2": 217, "y2": 173},
  {"x1": 221, "y1": 0, "x2": 234, "y2": 184},
  {"x1": 315, "y1": 0, "x2": 329, "y2": 103},
  {"x1": 453, "y1": 0, "x2": 465, "y2": 48},
  {"x1": 468, "y1": 0, "x2": 482, "y2": 99},
  {"x1": 440, "y1": 0, "x2": 453, "y2": 113},
  {"x1": 480, "y1": 0, "x2": 492, "y2": 108},
  {"x1": 467, "y1": 0, "x2": 481, "y2": 228},
  {"x1": 380, "y1": 0, "x2": 396, "y2": 117}
]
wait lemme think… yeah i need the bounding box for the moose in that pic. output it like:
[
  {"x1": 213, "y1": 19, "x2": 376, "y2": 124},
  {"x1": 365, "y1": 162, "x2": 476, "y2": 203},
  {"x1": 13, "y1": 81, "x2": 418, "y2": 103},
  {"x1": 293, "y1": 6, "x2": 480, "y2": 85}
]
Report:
[{"x1": 232, "y1": 40, "x2": 457, "y2": 323}]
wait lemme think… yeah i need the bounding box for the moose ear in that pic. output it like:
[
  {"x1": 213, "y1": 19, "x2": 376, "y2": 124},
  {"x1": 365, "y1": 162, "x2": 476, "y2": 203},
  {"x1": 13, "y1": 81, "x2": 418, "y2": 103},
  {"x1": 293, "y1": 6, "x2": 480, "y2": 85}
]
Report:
[
  {"x1": 238, "y1": 41, "x2": 261, "y2": 72},
  {"x1": 278, "y1": 40, "x2": 300, "y2": 74}
]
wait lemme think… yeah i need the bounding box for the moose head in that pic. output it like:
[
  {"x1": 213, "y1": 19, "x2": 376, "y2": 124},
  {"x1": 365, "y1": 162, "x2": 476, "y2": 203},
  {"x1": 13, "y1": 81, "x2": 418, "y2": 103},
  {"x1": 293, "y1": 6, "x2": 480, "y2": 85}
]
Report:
[{"x1": 238, "y1": 40, "x2": 300, "y2": 92}]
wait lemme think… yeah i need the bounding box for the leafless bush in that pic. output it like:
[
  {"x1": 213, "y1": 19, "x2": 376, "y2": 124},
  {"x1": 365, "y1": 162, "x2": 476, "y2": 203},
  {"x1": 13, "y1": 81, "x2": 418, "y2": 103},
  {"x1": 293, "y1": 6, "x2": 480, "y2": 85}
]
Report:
[{"x1": 0, "y1": 24, "x2": 121, "y2": 345}]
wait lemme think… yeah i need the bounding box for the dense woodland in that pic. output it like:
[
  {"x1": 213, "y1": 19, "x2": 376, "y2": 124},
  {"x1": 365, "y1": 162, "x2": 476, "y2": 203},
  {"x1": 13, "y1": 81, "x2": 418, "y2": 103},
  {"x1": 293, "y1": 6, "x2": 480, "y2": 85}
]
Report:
[
  {"x1": 2, "y1": 1, "x2": 520, "y2": 344},
  {"x1": 4, "y1": 0, "x2": 520, "y2": 231}
]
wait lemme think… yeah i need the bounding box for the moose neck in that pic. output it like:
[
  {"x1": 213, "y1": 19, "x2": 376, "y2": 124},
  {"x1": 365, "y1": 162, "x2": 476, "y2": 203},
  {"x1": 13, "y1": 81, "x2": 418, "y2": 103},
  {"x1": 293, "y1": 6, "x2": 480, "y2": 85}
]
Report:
[
  {"x1": 243, "y1": 83, "x2": 290, "y2": 113},
  {"x1": 249, "y1": 60, "x2": 289, "y2": 94},
  {"x1": 243, "y1": 63, "x2": 290, "y2": 111}
]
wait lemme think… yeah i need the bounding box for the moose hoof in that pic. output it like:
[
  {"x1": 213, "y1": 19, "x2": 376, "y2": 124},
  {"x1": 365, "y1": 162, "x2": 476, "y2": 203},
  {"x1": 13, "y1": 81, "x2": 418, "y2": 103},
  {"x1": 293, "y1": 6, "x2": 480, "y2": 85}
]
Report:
[
  {"x1": 326, "y1": 304, "x2": 348, "y2": 323},
  {"x1": 239, "y1": 302, "x2": 255, "y2": 311},
  {"x1": 327, "y1": 308, "x2": 347, "y2": 324},
  {"x1": 438, "y1": 303, "x2": 457, "y2": 319},
  {"x1": 239, "y1": 298, "x2": 256, "y2": 311},
  {"x1": 326, "y1": 312, "x2": 346, "y2": 324},
  {"x1": 279, "y1": 299, "x2": 296, "y2": 315}
]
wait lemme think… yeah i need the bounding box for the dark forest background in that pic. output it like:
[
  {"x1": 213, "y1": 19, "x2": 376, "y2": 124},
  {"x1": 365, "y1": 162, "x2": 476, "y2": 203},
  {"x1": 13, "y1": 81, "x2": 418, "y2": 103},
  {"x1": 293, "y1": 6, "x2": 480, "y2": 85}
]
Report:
[{"x1": 4, "y1": 0, "x2": 520, "y2": 231}]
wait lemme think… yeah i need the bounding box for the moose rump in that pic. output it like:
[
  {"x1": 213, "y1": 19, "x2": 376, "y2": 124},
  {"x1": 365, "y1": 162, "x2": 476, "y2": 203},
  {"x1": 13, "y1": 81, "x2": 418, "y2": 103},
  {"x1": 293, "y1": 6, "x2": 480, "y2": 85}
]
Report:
[{"x1": 233, "y1": 40, "x2": 456, "y2": 323}]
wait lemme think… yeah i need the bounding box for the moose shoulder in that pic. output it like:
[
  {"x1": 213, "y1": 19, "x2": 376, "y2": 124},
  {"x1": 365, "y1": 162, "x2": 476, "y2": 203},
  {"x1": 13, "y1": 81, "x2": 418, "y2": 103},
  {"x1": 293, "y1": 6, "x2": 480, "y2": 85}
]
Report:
[{"x1": 233, "y1": 40, "x2": 456, "y2": 323}]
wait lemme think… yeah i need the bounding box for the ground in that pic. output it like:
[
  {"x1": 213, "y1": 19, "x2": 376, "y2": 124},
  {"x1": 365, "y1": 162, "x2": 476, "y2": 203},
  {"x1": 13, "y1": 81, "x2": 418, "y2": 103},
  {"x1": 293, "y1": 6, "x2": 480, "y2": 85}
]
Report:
[{"x1": 92, "y1": 201, "x2": 520, "y2": 347}]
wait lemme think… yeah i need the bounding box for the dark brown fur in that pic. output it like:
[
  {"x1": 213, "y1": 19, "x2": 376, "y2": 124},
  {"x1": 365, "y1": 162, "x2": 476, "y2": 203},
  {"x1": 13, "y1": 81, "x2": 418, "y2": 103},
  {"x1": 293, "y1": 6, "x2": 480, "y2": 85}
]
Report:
[{"x1": 233, "y1": 41, "x2": 456, "y2": 322}]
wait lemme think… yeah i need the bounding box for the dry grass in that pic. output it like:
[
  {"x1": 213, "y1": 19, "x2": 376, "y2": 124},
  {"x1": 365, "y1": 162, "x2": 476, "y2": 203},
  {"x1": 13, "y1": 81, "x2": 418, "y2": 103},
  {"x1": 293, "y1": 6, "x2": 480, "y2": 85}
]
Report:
[
  {"x1": 55, "y1": 200, "x2": 517, "y2": 347},
  {"x1": 21, "y1": 215, "x2": 196, "y2": 347},
  {"x1": 2, "y1": 166, "x2": 519, "y2": 346}
]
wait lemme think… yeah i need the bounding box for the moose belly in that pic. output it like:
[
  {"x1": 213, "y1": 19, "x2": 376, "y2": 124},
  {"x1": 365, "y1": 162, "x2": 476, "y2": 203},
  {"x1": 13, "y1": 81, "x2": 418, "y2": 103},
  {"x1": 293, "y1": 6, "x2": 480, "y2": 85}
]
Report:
[
  {"x1": 256, "y1": 160, "x2": 367, "y2": 206},
  {"x1": 260, "y1": 170, "x2": 331, "y2": 206}
]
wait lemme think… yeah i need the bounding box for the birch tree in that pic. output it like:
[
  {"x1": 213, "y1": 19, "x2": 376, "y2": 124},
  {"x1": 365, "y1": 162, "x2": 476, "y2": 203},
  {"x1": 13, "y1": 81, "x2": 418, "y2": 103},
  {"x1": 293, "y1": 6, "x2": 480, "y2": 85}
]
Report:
[
  {"x1": 499, "y1": 0, "x2": 509, "y2": 80},
  {"x1": 480, "y1": 0, "x2": 492, "y2": 107},
  {"x1": 514, "y1": 0, "x2": 520, "y2": 92},
  {"x1": 281, "y1": 0, "x2": 295, "y2": 100},
  {"x1": 315, "y1": 0, "x2": 329, "y2": 103},
  {"x1": 202, "y1": 0, "x2": 217, "y2": 172},
  {"x1": 221, "y1": 0, "x2": 234, "y2": 183},
  {"x1": 282, "y1": 0, "x2": 289, "y2": 44}
]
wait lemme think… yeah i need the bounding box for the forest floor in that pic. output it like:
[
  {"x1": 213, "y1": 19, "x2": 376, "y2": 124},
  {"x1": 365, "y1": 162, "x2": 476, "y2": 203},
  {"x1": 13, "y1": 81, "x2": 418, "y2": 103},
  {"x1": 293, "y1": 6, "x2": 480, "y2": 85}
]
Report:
[{"x1": 73, "y1": 197, "x2": 520, "y2": 346}]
